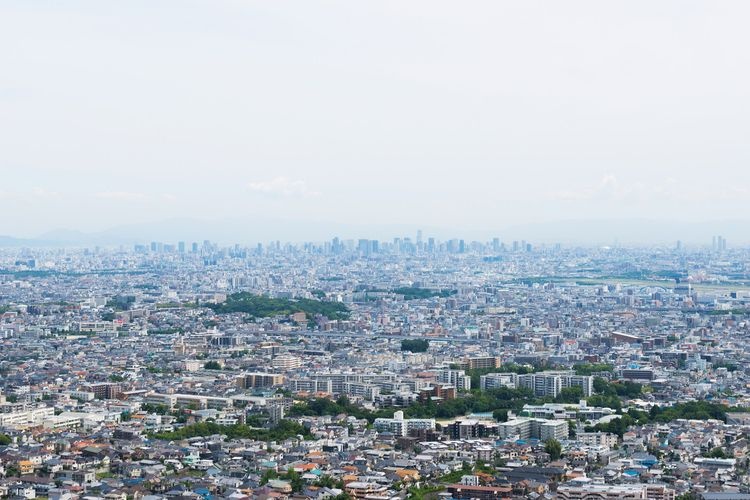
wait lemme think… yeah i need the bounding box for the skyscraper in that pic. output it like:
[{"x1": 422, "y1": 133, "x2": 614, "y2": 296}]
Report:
[{"x1": 713, "y1": 235, "x2": 726, "y2": 252}]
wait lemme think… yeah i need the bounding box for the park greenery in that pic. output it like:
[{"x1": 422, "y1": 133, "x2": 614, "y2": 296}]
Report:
[
  {"x1": 288, "y1": 396, "x2": 396, "y2": 422},
  {"x1": 585, "y1": 401, "x2": 739, "y2": 437},
  {"x1": 208, "y1": 292, "x2": 349, "y2": 320},
  {"x1": 290, "y1": 389, "x2": 547, "y2": 422},
  {"x1": 149, "y1": 420, "x2": 311, "y2": 441},
  {"x1": 392, "y1": 287, "x2": 456, "y2": 300},
  {"x1": 586, "y1": 377, "x2": 645, "y2": 410},
  {"x1": 401, "y1": 339, "x2": 430, "y2": 352}
]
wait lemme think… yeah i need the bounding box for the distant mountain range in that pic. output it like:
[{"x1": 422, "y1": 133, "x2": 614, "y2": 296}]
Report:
[
  {"x1": 1, "y1": 217, "x2": 749, "y2": 247},
  {"x1": 499, "y1": 219, "x2": 750, "y2": 247}
]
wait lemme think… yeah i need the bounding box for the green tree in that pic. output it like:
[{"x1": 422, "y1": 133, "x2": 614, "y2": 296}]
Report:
[
  {"x1": 493, "y1": 409, "x2": 509, "y2": 422},
  {"x1": 150, "y1": 419, "x2": 312, "y2": 441},
  {"x1": 568, "y1": 420, "x2": 577, "y2": 439},
  {"x1": 314, "y1": 475, "x2": 337, "y2": 488},
  {"x1": 401, "y1": 339, "x2": 429, "y2": 353},
  {"x1": 706, "y1": 447, "x2": 728, "y2": 458},
  {"x1": 593, "y1": 377, "x2": 610, "y2": 394},
  {"x1": 545, "y1": 438, "x2": 562, "y2": 460},
  {"x1": 141, "y1": 403, "x2": 169, "y2": 415},
  {"x1": 585, "y1": 414, "x2": 635, "y2": 437},
  {"x1": 260, "y1": 469, "x2": 279, "y2": 485},
  {"x1": 675, "y1": 493, "x2": 698, "y2": 500},
  {"x1": 587, "y1": 394, "x2": 622, "y2": 411},
  {"x1": 555, "y1": 386, "x2": 584, "y2": 404},
  {"x1": 285, "y1": 468, "x2": 303, "y2": 493}
]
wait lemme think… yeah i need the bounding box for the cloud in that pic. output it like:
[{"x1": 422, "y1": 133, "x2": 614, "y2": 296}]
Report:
[
  {"x1": 0, "y1": 188, "x2": 61, "y2": 202},
  {"x1": 552, "y1": 174, "x2": 679, "y2": 203},
  {"x1": 94, "y1": 191, "x2": 147, "y2": 201},
  {"x1": 31, "y1": 187, "x2": 62, "y2": 199},
  {"x1": 552, "y1": 174, "x2": 626, "y2": 201},
  {"x1": 246, "y1": 177, "x2": 320, "y2": 198},
  {"x1": 551, "y1": 175, "x2": 749, "y2": 204}
]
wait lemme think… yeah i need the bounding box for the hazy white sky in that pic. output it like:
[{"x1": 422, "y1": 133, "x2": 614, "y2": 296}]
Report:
[{"x1": 2, "y1": 1, "x2": 750, "y2": 238}]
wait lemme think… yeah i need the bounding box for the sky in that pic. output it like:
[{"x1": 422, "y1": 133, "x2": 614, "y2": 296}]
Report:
[{"x1": 2, "y1": 1, "x2": 750, "y2": 241}]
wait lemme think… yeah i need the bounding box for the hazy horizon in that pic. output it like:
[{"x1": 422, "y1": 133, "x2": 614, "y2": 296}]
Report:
[
  {"x1": 3, "y1": 1, "x2": 750, "y2": 240},
  {"x1": 0, "y1": 216, "x2": 748, "y2": 248}
]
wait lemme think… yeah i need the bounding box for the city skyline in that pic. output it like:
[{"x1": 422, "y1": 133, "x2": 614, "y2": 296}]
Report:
[{"x1": 0, "y1": 216, "x2": 748, "y2": 248}]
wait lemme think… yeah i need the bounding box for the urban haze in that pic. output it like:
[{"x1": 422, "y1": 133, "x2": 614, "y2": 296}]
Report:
[{"x1": 1, "y1": 2, "x2": 750, "y2": 500}]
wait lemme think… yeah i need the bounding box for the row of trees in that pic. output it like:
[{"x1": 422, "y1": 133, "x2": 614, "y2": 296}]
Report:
[
  {"x1": 391, "y1": 287, "x2": 456, "y2": 300},
  {"x1": 290, "y1": 388, "x2": 542, "y2": 422},
  {"x1": 584, "y1": 401, "x2": 734, "y2": 437},
  {"x1": 292, "y1": 388, "x2": 739, "y2": 439},
  {"x1": 150, "y1": 420, "x2": 311, "y2": 442}
]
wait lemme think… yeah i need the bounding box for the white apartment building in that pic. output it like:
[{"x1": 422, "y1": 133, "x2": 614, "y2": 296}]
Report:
[
  {"x1": 497, "y1": 417, "x2": 568, "y2": 441},
  {"x1": 0, "y1": 407, "x2": 55, "y2": 428},
  {"x1": 272, "y1": 354, "x2": 302, "y2": 370},
  {"x1": 517, "y1": 371, "x2": 594, "y2": 398},
  {"x1": 287, "y1": 378, "x2": 333, "y2": 394},
  {"x1": 480, "y1": 372, "x2": 518, "y2": 391},
  {"x1": 144, "y1": 393, "x2": 233, "y2": 410},
  {"x1": 577, "y1": 432, "x2": 619, "y2": 448},
  {"x1": 373, "y1": 410, "x2": 435, "y2": 437},
  {"x1": 438, "y1": 369, "x2": 471, "y2": 391}
]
